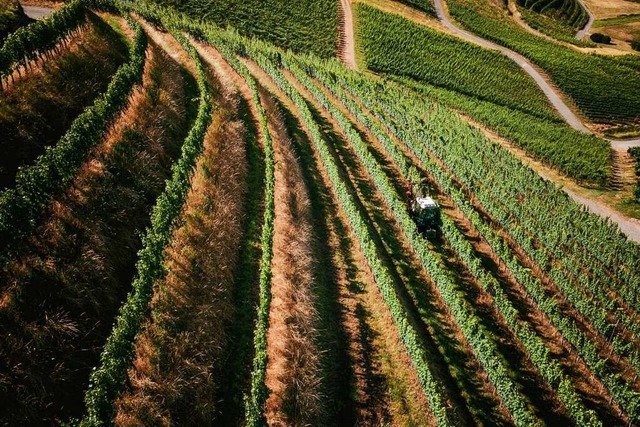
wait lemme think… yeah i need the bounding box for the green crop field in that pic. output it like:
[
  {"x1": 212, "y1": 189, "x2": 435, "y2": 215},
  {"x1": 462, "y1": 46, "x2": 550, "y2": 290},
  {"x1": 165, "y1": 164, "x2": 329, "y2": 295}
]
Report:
[
  {"x1": 446, "y1": 0, "x2": 640, "y2": 126},
  {"x1": 1, "y1": 0, "x2": 639, "y2": 425},
  {"x1": 357, "y1": 5, "x2": 558, "y2": 121},
  {"x1": 152, "y1": 0, "x2": 338, "y2": 58}
]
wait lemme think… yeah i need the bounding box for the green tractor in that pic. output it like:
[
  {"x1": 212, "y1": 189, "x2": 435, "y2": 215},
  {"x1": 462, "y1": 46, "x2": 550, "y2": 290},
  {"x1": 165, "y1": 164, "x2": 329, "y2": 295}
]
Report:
[{"x1": 408, "y1": 183, "x2": 441, "y2": 239}]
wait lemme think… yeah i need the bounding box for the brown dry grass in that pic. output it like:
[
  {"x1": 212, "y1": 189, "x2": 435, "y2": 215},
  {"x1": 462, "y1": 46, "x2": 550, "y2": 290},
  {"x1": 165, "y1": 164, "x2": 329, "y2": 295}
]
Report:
[
  {"x1": 582, "y1": 0, "x2": 640, "y2": 20},
  {"x1": 113, "y1": 71, "x2": 250, "y2": 426},
  {"x1": 0, "y1": 41, "x2": 192, "y2": 425},
  {"x1": 261, "y1": 91, "x2": 325, "y2": 426}
]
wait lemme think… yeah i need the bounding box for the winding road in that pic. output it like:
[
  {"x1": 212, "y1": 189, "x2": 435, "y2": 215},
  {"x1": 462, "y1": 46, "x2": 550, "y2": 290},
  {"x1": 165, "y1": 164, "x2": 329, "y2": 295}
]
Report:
[
  {"x1": 574, "y1": 0, "x2": 594, "y2": 40},
  {"x1": 22, "y1": 5, "x2": 54, "y2": 20},
  {"x1": 429, "y1": 0, "x2": 640, "y2": 242}
]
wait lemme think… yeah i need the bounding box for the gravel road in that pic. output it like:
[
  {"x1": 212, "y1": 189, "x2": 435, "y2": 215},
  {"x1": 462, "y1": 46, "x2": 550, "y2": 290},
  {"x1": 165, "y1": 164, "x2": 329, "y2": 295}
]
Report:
[{"x1": 22, "y1": 5, "x2": 54, "y2": 20}]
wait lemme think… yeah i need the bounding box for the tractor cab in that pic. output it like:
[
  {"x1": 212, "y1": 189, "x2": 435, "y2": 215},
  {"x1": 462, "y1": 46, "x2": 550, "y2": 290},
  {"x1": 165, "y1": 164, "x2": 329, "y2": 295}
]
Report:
[{"x1": 410, "y1": 192, "x2": 441, "y2": 239}]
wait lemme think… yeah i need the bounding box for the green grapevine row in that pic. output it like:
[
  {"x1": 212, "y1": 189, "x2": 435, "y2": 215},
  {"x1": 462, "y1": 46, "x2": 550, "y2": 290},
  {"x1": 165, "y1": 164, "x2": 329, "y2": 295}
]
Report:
[
  {"x1": 517, "y1": 0, "x2": 588, "y2": 30},
  {"x1": 392, "y1": 75, "x2": 611, "y2": 185},
  {"x1": 630, "y1": 147, "x2": 640, "y2": 202},
  {"x1": 79, "y1": 31, "x2": 212, "y2": 427},
  {"x1": 197, "y1": 30, "x2": 277, "y2": 427}
]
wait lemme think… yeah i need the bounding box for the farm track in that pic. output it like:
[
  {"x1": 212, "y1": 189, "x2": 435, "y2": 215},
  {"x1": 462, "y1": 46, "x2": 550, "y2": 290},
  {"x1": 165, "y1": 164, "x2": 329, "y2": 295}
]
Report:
[
  {"x1": 242, "y1": 55, "x2": 442, "y2": 426},
  {"x1": 307, "y1": 72, "x2": 626, "y2": 425},
  {"x1": 0, "y1": 37, "x2": 193, "y2": 425},
  {"x1": 22, "y1": 5, "x2": 54, "y2": 19},
  {"x1": 574, "y1": 0, "x2": 594, "y2": 40},
  {"x1": 338, "y1": 0, "x2": 357, "y2": 69}
]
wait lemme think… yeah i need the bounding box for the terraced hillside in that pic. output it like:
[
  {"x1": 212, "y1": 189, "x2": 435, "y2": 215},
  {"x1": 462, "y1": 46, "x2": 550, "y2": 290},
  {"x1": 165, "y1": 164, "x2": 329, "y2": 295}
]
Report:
[{"x1": 1, "y1": 0, "x2": 640, "y2": 426}]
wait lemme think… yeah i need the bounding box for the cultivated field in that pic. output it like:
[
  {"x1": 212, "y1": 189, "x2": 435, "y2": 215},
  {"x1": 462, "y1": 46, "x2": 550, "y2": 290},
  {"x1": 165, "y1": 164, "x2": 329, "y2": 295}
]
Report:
[{"x1": 1, "y1": 0, "x2": 640, "y2": 425}]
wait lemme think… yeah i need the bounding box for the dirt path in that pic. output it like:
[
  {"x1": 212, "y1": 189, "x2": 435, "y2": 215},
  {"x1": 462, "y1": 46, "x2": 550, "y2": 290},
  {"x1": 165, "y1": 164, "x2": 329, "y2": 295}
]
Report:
[{"x1": 338, "y1": 0, "x2": 358, "y2": 69}]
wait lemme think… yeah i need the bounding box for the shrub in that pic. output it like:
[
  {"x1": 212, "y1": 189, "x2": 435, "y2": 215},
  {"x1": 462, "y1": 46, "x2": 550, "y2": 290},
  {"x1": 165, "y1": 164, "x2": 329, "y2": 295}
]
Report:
[{"x1": 590, "y1": 33, "x2": 611, "y2": 44}]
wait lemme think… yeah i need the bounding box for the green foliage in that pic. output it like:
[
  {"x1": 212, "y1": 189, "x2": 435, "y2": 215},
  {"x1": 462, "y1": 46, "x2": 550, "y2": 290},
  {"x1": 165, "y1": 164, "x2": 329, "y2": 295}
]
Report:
[
  {"x1": 0, "y1": 20, "x2": 146, "y2": 264},
  {"x1": 0, "y1": 0, "x2": 28, "y2": 41},
  {"x1": 516, "y1": 0, "x2": 588, "y2": 30},
  {"x1": 395, "y1": 0, "x2": 436, "y2": 16},
  {"x1": 593, "y1": 14, "x2": 640, "y2": 27},
  {"x1": 632, "y1": 37, "x2": 640, "y2": 52},
  {"x1": 393, "y1": 76, "x2": 612, "y2": 185},
  {"x1": 107, "y1": 4, "x2": 640, "y2": 423},
  {"x1": 447, "y1": 0, "x2": 640, "y2": 125},
  {"x1": 630, "y1": 147, "x2": 640, "y2": 201},
  {"x1": 0, "y1": 0, "x2": 86, "y2": 83},
  {"x1": 357, "y1": 4, "x2": 558, "y2": 121},
  {"x1": 590, "y1": 32, "x2": 611, "y2": 44},
  {"x1": 80, "y1": 32, "x2": 211, "y2": 427},
  {"x1": 151, "y1": 0, "x2": 337, "y2": 58},
  {"x1": 518, "y1": 8, "x2": 595, "y2": 46}
]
